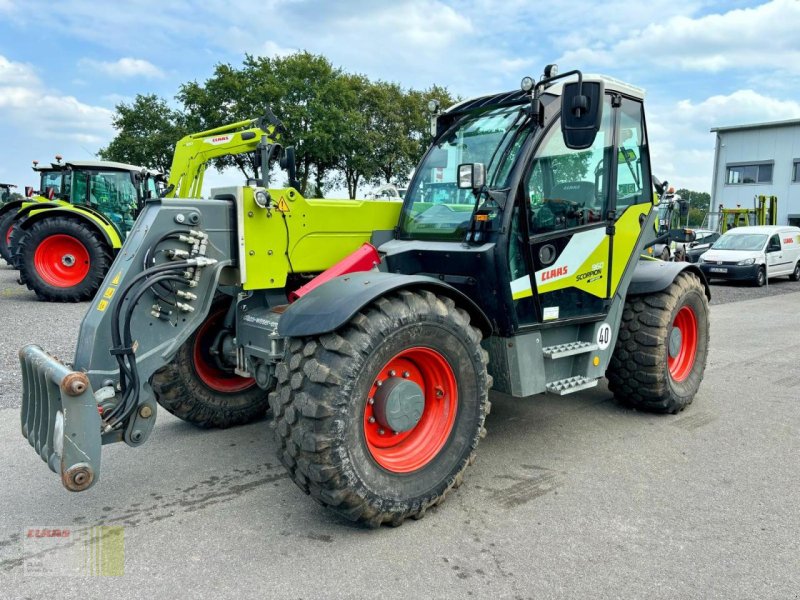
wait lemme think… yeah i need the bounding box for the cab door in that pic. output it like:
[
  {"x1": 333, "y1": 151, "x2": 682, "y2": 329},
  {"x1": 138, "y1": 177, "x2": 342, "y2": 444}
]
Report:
[{"x1": 509, "y1": 92, "x2": 654, "y2": 326}]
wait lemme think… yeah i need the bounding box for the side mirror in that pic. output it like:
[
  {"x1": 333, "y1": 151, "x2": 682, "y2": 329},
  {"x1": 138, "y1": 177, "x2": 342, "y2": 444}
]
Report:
[
  {"x1": 561, "y1": 80, "x2": 604, "y2": 149},
  {"x1": 25, "y1": 186, "x2": 34, "y2": 197},
  {"x1": 280, "y1": 146, "x2": 299, "y2": 189},
  {"x1": 457, "y1": 163, "x2": 486, "y2": 190},
  {"x1": 679, "y1": 200, "x2": 689, "y2": 217}
]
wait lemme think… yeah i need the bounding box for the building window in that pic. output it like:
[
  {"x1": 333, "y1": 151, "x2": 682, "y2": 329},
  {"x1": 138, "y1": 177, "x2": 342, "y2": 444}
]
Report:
[
  {"x1": 793, "y1": 160, "x2": 800, "y2": 183},
  {"x1": 726, "y1": 162, "x2": 773, "y2": 185}
]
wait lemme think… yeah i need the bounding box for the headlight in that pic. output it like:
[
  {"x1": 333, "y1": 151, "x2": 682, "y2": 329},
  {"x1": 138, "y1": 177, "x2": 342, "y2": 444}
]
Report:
[{"x1": 737, "y1": 258, "x2": 756, "y2": 266}]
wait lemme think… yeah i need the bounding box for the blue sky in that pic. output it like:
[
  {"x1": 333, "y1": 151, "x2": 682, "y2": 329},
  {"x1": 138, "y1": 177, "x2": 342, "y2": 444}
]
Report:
[{"x1": 1, "y1": 0, "x2": 799, "y2": 195}]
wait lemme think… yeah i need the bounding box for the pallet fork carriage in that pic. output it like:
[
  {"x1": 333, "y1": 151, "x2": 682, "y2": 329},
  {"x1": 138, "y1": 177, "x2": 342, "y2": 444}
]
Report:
[{"x1": 20, "y1": 66, "x2": 710, "y2": 527}]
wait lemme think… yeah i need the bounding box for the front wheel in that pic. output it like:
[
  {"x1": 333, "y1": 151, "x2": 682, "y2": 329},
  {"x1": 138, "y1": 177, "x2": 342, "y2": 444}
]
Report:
[
  {"x1": 270, "y1": 290, "x2": 490, "y2": 527},
  {"x1": 755, "y1": 266, "x2": 766, "y2": 287},
  {"x1": 607, "y1": 271, "x2": 710, "y2": 414},
  {"x1": 17, "y1": 217, "x2": 111, "y2": 301}
]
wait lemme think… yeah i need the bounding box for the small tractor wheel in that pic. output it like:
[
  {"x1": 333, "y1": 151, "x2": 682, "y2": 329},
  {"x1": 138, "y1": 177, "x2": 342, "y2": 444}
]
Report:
[
  {"x1": 790, "y1": 262, "x2": 800, "y2": 282},
  {"x1": 152, "y1": 303, "x2": 268, "y2": 428},
  {"x1": 270, "y1": 290, "x2": 490, "y2": 527},
  {"x1": 755, "y1": 266, "x2": 766, "y2": 287},
  {"x1": 660, "y1": 247, "x2": 670, "y2": 262},
  {"x1": 0, "y1": 211, "x2": 16, "y2": 262},
  {"x1": 607, "y1": 271, "x2": 709, "y2": 414},
  {"x1": 17, "y1": 217, "x2": 111, "y2": 302}
]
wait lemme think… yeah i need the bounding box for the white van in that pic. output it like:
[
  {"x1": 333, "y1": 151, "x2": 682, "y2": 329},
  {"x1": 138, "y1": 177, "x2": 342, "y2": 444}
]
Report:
[{"x1": 698, "y1": 225, "x2": 800, "y2": 286}]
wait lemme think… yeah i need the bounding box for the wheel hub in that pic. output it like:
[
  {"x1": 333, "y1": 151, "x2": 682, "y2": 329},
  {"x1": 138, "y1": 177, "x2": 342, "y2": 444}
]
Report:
[
  {"x1": 668, "y1": 326, "x2": 683, "y2": 359},
  {"x1": 372, "y1": 377, "x2": 424, "y2": 433},
  {"x1": 61, "y1": 253, "x2": 76, "y2": 267}
]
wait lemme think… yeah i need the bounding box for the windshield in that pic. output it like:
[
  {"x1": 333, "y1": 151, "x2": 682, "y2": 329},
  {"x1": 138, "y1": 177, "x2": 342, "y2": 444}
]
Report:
[
  {"x1": 399, "y1": 105, "x2": 528, "y2": 240},
  {"x1": 39, "y1": 171, "x2": 63, "y2": 197},
  {"x1": 72, "y1": 170, "x2": 140, "y2": 233},
  {"x1": 712, "y1": 233, "x2": 767, "y2": 251}
]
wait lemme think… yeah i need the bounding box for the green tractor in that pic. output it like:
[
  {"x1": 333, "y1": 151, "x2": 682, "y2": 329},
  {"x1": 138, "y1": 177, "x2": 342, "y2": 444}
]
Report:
[
  {"x1": 0, "y1": 159, "x2": 164, "y2": 300},
  {"x1": 19, "y1": 67, "x2": 710, "y2": 528}
]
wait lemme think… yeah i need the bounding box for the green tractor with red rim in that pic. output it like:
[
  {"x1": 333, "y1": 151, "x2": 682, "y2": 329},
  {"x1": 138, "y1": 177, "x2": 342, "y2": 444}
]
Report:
[{"x1": 19, "y1": 66, "x2": 710, "y2": 527}]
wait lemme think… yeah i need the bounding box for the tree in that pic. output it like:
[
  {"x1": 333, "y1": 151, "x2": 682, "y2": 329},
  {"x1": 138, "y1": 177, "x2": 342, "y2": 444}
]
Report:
[{"x1": 98, "y1": 94, "x2": 187, "y2": 174}]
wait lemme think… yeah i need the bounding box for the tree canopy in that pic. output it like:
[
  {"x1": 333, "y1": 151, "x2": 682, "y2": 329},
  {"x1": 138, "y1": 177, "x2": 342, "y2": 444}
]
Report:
[{"x1": 100, "y1": 52, "x2": 455, "y2": 198}]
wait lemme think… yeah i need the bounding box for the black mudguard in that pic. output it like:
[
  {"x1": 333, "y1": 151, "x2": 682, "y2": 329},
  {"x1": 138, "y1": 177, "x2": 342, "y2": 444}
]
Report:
[
  {"x1": 0, "y1": 199, "x2": 30, "y2": 218},
  {"x1": 277, "y1": 271, "x2": 493, "y2": 338},
  {"x1": 628, "y1": 260, "x2": 710, "y2": 300}
]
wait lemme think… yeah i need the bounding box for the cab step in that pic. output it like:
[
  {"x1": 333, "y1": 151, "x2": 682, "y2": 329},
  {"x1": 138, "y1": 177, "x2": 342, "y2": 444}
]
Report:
[
  {"x1": 542, "y1": 341, "x2": 599, "y2": 359},
  {"x1": 546, "y1": 375, "x2": 600, "y2": 396}
]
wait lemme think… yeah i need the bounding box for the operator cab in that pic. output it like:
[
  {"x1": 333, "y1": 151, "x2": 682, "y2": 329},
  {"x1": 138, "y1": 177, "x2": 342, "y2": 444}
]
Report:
[{"x1": 387, "y1": 68, "x2": 653, "y2": 334}]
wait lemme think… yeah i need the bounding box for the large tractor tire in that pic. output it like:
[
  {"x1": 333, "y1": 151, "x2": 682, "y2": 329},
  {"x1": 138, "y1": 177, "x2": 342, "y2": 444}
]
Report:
[
  {"x1": 151, "y1": 303, "x2": 269, "y2": 428},
  {"x1": 8, "y1": 219, "x2": 28, "y2": 269},
  {"x1": 270, "y1": 290, "x2": 491, "y2": 527},
  {"x1": 607, "y1": 271, "x2": 709, "y2": 414},
  {"x1": 0, "y1": 211, "x2": 17, "y2": 263},
  {"x1": 17, "y1": 217, "x2": 111, "y2": 302}
]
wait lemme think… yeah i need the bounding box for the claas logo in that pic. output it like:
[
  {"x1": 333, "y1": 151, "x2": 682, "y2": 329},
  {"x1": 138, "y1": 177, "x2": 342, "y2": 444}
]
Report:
[
  {"x1": 541, "y1": 266, "x2": 568, "y2": 281},
  {"x1": 783, "y1": 237, "x2": 793, "y2": 244}
]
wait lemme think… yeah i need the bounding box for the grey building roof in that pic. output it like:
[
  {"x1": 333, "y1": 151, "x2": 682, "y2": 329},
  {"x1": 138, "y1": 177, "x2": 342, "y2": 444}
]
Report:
[{"x1": 710, "y1": 118, "x2": 800, "y2": 134}]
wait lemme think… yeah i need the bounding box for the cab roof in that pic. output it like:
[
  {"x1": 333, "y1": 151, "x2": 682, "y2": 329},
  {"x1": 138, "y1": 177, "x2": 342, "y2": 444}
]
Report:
[
  {"x1": 447, "y1": 73, "x2": 645, "y2": 114},
  {"x1": 33, "y1": 160, "x2": 162, "y2": 176},
  {"x1": 723, "y1": 225, "x2": 799, "y2": 234}
]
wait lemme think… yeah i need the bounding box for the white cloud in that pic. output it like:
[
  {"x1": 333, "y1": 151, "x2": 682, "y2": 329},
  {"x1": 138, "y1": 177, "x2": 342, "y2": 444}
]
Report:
[
  {"x1": 79, "y1": 57, "x2": 165, "y2": 79},
  {"x1": 558, "y1": 0, "x2": 800, "y2": 75},
  {"x1": 0, "y1": 54, "x2": 113, "y2": 144}
]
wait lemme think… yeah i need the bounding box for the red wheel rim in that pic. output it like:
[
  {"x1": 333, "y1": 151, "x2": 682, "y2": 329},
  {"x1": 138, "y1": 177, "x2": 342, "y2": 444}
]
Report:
[
  {"x1": 4, "y1": 224, "x2": 12, "y2": 245},
  {"x1": 33, "y1": 234, "x2": 90, "y2": 287},
  {"x1": 667, "y1": 306, "x2": 698, "y2": 382},
  {"x1": 364, "y1": 347, "x2": 458, "y2": 473},
  {"x1": 192, "y1": 308, "x2": 256, "y2": 393}
]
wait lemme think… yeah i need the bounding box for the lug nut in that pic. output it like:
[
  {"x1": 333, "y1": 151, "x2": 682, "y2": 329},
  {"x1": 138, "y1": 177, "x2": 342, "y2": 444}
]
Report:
[
  {"x1": 368, "y1": 398, "x2": 374, "y2": 405},
  {"x1": 368, "y1": 416, "x2": 376, "y2": 424},
  {"x1": 435, "y1": 387, "x2": 444, "y2": 398},
  {"x1": 388, "y1": 370, "x2": 396, "y2": 377},
  {"x1": 139, "y1": 406, "x2": 153, "y2": 419},
  {"x1": 402, "y1": 371, "x2": 410, "y2": 378},
  {"x1": 375, "y1": 380, "x2": 382, "y2": 387},
  {"x1": 378, "y1": 429, "x2": 385, "y2": 435}
]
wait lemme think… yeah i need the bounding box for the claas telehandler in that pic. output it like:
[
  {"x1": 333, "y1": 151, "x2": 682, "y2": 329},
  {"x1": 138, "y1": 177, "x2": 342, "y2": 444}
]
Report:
[{"x1": 19, "y1": 66, "x2": 710, "y2": 527}]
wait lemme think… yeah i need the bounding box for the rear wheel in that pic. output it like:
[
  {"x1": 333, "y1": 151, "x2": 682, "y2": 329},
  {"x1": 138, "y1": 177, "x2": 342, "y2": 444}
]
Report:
[
  {"x1": 607, "y1": 271, "x2": 709, "y2": 414},
  {"x1": 0, "y1": 211, "x2": 16, "y2": 262},
  {"x1": 270, "y1": 290, "x2": 490, "y2": 527},
  {"x1": 151, "y1": 303, "x2": 268, "y2": 428},
  {"x1": 17, "y1": 217, "x2": 111, "y2": 301},
  {"x1": 789, "y1": 262, "x2": 800, "y2": 282},
  {"x1": 659, "y1": 247, "x2": 670, "y2": 261}
]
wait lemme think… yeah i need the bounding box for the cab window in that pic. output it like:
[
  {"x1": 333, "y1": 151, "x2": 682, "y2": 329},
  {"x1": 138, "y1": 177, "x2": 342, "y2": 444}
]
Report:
[
  {"x1": 525, "y1": 94, "x2": 614, "y2": 234},
  {"x1": 615, "y1": 98, "x2": 650, "y2": 213}
]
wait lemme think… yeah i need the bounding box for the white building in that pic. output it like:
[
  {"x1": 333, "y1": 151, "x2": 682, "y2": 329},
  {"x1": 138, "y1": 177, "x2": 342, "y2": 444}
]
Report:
[{"x1": 710, "y1": 119, "x2": 800, "y2": 227}]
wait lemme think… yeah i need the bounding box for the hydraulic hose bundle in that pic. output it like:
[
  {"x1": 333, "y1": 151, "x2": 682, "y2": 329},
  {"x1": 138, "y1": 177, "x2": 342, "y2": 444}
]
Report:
[{"x1": 103, "y1": 229, "x2": 215, "y2": 431}]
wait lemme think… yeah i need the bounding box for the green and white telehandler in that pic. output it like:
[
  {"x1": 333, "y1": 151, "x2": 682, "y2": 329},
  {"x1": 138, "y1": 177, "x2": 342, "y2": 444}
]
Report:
[{"x1": 19, "y1": 66, "x2": 710, "y2": 527}]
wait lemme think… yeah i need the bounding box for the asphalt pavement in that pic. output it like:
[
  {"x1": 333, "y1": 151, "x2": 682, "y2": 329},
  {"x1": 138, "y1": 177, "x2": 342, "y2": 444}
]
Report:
[{"x1": 0, "y1": 260, "x2": 798, "y2": 599}]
